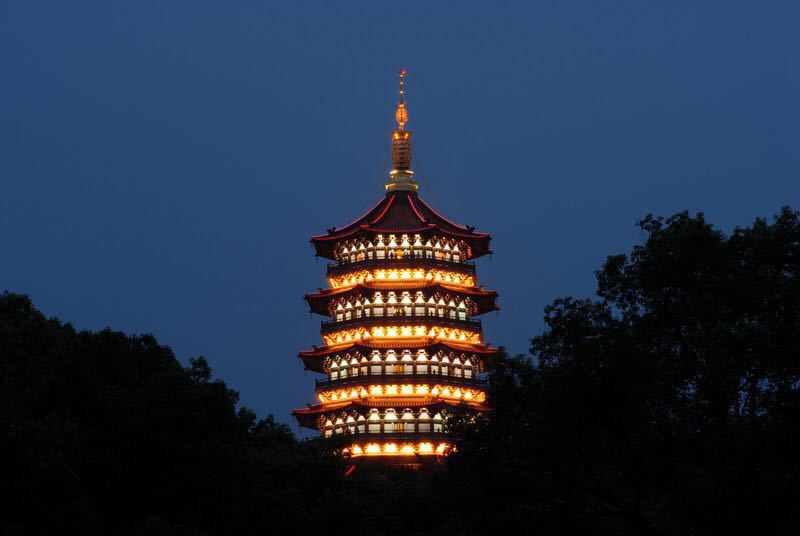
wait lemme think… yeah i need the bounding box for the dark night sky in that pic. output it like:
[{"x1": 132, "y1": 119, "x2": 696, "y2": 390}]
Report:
[{"x1": 2, "y1": 2, "x2": 798, "y2": 435}]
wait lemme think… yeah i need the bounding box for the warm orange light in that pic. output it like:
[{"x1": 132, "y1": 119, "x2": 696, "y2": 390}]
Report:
[
  {"x1": 329, "y1": 269, "x2": 475, "y2": 289},
  {"x1": 323, "y1": 325, "x2": 481, "y2": 346},
  {"x1": 316, "y1": 384, "x2": 487, "y2": 403},
  {"x1": 346, "y1": 441, "x2": 454, "y2": 457}
]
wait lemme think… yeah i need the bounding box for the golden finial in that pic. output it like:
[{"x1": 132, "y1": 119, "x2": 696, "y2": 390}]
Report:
[
  {"x1": 395, "y1": 68, "x2": 409, "y2": 130},
  {"x1": 387, "y1": 68, "x2": 416, "y2": 191}
]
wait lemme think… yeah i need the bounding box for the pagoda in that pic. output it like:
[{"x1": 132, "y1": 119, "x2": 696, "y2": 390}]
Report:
[{"x1": 293, "y1": 71, "x2": 499, "y2": 463}]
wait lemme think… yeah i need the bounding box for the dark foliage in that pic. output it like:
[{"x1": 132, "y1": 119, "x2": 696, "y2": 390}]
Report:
[
  {"x1": 443, "y1": 207, "x2": 800, "y2": 535},
  {"x1": 3, "y1": 207, "x2": 800, "y2": 535},
  {"x1": 0, "y1": 293, "x2": 345, "y2": 535}
]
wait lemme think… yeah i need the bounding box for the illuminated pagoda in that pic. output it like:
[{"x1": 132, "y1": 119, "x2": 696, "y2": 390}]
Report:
[{"x1": 293, "y1": 70, "x2": 499, "y2": 463}]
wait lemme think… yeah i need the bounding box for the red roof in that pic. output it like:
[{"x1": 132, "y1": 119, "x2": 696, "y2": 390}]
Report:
[{"x1": 311, "y1": 191, "x2": 491, "y2": 259}]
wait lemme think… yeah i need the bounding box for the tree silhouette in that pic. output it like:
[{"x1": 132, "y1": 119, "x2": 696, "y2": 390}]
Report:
[{"x1": 445, "y1": 208, "x2": 800, "y2": 535}]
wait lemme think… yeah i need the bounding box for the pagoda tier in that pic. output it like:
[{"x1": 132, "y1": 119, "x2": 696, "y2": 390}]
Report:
[
  {"x1": 294, "y1": 399, "x2": 490, "y2": 428},
  {"x1": 305, "y1": 281, "x2": 499, "y2": 316},
  {"x1": 298, "y1": 340, "x2": 501, "y2": 373},
  {"x1": 292, "y1": 71, "x2": 499, "y2": 463},
  {"x1": 293, "y1": 399, "x2": 490, "y2": 457}
]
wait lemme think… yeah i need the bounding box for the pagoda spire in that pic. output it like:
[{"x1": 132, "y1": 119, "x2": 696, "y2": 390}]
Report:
[{"x1": 387, "y1": 68, "x2": 418, "y2": 192}]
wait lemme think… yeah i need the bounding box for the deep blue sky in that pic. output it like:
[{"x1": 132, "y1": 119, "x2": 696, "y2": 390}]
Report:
[{"x1": 2, "y1": 2, "x2": 798, "y2": 433}]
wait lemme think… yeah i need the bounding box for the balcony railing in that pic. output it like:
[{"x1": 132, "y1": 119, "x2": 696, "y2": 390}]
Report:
[
  {"x1": 327, "y1": 257, "x2": 476, "y2": 276},
  {"x1": 320, "y1": 314, "x2": 482, "y2": 333},
  {"x1": 324, "y1": 432, "x2": 451, "y2": 441},
  {"x1": 315, "y1": 374, "x2": 487, "y2": 391}
]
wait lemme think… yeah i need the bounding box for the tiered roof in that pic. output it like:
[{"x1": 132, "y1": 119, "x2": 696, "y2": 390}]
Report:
[{"x1": 293, "y1": 71, "x2": 499, "y2": 445}]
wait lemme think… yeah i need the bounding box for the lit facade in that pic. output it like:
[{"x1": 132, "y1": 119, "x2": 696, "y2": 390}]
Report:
[{"x1": 293, "y1": 71, "x2": 499, "y2": 462}]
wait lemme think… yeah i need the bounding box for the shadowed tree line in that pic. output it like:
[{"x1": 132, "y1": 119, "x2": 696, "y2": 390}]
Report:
[{"x1": 2, "y1": 207, "x2": 799, "y2": 535}]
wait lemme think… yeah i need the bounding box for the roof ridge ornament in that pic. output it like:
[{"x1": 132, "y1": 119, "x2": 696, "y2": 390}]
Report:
[{"x1": 387, "y1": 68, "x2": 418, "y2": 193}]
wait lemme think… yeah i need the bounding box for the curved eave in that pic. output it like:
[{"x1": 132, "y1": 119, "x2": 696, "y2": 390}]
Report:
[
  {"x1": 304, "y1": 283, "x2": 499, "y2": 316},
  {"x1": 298, "y1": 341, "x2": 501, "y2": 373},
  {"x1": 309, "y1": 192, "x2": 491, "y2": 260}
]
